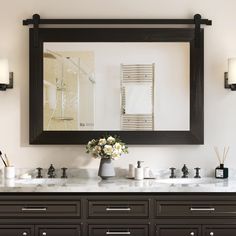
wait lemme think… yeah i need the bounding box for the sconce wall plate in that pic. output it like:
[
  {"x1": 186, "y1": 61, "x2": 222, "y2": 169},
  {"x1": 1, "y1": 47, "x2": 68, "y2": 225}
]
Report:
[
  {"x1": 0, "y1": 72, "x2": 13, "y2": 91},
  {"x1": 224, "y1": 72, "x2": 236, "y2": 91}
]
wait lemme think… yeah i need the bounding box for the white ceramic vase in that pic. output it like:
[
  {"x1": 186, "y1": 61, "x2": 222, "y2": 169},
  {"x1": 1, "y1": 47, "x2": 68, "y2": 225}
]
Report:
[{"x1": 98, "y1": 158, "x2": 115, "y2": 180}]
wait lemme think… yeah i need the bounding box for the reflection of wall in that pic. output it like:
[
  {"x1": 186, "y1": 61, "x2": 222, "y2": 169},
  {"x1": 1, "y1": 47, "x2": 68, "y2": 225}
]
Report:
[
  {"x1": 95, "y1": 43, "x2": 189, "y2": 131},
  {"x1": 48, "y1": 43, "x2": 189, "y2": 130}
]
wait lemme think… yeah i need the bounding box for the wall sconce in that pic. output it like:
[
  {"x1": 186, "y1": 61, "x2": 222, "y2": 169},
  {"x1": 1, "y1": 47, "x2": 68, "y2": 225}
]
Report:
[
  {"x1": 0, "y1": 59, "x2": 13, "y2": 91},
  {"x1": 225, "y1": 58, "x2": 236, "y2": 91}
]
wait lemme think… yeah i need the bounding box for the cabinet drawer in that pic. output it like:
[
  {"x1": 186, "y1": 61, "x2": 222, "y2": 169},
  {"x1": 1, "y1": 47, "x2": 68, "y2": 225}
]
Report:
[
  {"x1": 36, "y1": 225, "x2": 80, "y2": 236},
  {"x1": 89, "y1": 224, "x2": 148, "y2": 236},
  {"x1": 0, "y1": 225, "x2": 34, "y2": 236},
  {"x1": 156, "y1": 225, "x2": 201, "y2": 236},
  {"x1": 204, "y1": 225, "x2": 236, "y2": 236},
  {"x1": 156, "y1": 200, "x2": 236, "y2": 217},
  {"x1": 88, "y1": 200, "x2": 149, "y2": 218},
  {"x1": 0, "y1": 201, "x2": 80, "y2": 218}
]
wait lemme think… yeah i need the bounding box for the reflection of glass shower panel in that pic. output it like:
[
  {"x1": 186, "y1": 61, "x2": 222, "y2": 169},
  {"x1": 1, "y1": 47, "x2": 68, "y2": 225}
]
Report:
[
  {"x1": 44, "y1": 57, "x2": 79, "y2": 130},
  {"x1": 121, "y1": 64, "x2": 154, "y2": 130},
  {"x1": 43, "y1": 50, "x2": 95, "y2": 131},
  {"x1": 78, "y1": 60, "x2": 95, "y2": 130}
]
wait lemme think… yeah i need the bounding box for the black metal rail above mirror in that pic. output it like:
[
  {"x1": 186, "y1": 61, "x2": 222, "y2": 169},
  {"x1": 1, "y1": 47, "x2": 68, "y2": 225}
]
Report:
[{"x1": 23, "y1": 14, "x2": 211, "y2": 145}]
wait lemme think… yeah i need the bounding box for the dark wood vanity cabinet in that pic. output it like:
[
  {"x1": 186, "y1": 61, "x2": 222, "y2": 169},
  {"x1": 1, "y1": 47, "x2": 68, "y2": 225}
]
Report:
[{"x1": 0, "y1": 194, "x2": 236, "y2": 236}]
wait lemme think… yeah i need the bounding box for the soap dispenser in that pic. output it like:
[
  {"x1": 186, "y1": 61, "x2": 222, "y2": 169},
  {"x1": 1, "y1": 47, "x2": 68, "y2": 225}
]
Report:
[{"x1": 135, "y1": 161, "x2": 144, "y2": 180}]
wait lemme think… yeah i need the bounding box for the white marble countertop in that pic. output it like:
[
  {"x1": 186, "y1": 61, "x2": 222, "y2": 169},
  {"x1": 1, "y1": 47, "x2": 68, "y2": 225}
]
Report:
[{"x1": 0, "y1": 177, "x2": 236, "y2": 193}]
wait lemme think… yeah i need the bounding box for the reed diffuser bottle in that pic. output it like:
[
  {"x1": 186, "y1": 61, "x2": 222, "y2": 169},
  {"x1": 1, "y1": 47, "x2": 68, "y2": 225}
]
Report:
[{"x1": 214, "y1": 146, "x2": 229, "y2": 179}]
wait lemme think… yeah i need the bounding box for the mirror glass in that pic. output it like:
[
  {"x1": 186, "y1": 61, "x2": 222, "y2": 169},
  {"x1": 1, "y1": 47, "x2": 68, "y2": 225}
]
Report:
[{"x1": 43, "y1": 42, "x2": 189, "y2": 131}]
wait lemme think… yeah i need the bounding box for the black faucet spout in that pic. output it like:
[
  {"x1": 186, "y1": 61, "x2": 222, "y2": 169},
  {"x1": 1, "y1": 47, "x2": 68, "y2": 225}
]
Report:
[
  {"x1": 181, "y1": 164, "x2": 189, "y2": 178},
  {"x1": 48, "y1": 164, "x2": 56, "y2": 178}
]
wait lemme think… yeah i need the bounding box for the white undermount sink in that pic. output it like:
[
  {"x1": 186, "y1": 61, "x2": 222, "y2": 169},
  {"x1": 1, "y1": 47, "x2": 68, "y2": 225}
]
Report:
[{"x1": 156, "y1": 178, "x2": 222, "y2": 185}]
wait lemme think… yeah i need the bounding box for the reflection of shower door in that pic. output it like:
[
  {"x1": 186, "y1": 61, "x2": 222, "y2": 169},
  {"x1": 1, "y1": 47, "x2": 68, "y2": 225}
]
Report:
[{"x1": 121, "y1": 64, "x2": 154, "y2": 130}]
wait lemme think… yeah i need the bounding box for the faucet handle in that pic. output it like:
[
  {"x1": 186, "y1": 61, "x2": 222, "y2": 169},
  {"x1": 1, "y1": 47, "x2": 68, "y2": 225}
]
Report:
[
  {"x1": 36, "y1": 167, "x2": 43, "y2": 178},
  {"x1": 169, "y1": 167, "x2": 176, "y2": 178},
  {"x1": 194, "y1": 167, "x2": 201, "y2": 178},
  {"x1": 61, "y1": 167, "x2": 68, "y2": 179}
]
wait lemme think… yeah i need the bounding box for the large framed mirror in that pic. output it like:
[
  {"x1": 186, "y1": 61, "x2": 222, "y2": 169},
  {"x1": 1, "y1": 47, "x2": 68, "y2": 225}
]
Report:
[{"x1": 29, "y1": 27, "x2": 204, "y2": 144}]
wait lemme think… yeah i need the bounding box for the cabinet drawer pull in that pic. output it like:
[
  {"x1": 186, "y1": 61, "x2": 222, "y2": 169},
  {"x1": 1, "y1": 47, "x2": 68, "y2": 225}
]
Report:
[
  {"x1": 42, "y1": 232, "x2": 47, "y2": 236},
  {"x1": 190, "y1": 207, "x2": 215, "y2": 211},
  {"x1": 22, "y1": 232, "x2": 28, "y2": 236},
  {"x1": 190, "y1": 232, "x2": 195, "y2": 236},
  {"x1": 106, "y1": 207, "x2": 131, "y2": 211},
  {"x1": 106, "y1": 232, "x2": 131, "y2": 235},
  {"x1": 210, "y1": 232, "x2": 214, "y2": 236},
  {"x1": 22, "y1": 207, "x2": 47, "y2": 211}
]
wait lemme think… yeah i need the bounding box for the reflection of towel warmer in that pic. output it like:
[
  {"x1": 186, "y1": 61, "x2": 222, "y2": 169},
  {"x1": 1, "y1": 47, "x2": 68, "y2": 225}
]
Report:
[{"x1": 121, "y1": 64, "x2": 154, "y2": 130}]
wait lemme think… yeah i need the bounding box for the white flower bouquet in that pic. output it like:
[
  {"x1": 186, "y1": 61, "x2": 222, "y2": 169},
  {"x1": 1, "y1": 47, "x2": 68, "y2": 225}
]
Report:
[{"x1": 86, "y1": 135, "x2": 128, "y2": 160}]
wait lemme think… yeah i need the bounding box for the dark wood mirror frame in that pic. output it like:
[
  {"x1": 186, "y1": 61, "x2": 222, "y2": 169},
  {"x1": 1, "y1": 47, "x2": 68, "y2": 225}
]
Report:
[{"x1": 29, "y1": 27, "x2": 204, "y2": 145}]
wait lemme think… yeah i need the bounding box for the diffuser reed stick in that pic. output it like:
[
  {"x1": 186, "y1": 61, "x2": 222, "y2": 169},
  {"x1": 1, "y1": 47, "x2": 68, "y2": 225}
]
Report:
[
  {"x1": 214, "y1": 147, "x2": 221, "y2": 164},
  {"x1": 223, "y1": 146, "x2": 230, "y2": 164},
  {"x1": 0, "y1": 151, "x2": 7, "y2": 167},
  {"x1": 214, "y1": 146, "x2": 230, "y2": 165},
  {"x1": 4, "y1": 154, "x2": 10, "y2": 167}
]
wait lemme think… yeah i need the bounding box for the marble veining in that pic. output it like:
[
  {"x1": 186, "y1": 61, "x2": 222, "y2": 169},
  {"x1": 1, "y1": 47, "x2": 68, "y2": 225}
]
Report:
[{"x1": 0, "y1": 177, "x2": 235, "y2": 193}]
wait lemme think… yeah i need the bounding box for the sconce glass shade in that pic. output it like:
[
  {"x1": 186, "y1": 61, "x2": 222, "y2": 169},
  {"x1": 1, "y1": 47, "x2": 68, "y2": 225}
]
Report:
[
  {"x1": 0, "y1": 59, "x2": 9, "y2": 84},
  {"x1": 228, "y1": 58, "x2": 236, "y2": 85}
]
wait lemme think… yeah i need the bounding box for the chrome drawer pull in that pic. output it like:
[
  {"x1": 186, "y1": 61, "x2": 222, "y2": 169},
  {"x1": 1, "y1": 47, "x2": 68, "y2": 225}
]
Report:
[
  {"x1": 106, "y1": 232, "x2": 131, "y2": 235},
  {"x1": 106, "y1": 207, "x2": 131, "y2": 211},
  {"x1": 22, "y1": 207, "x2": 47, "y2": 211},
  {"x1": 190, "y1": 207, "x2": 215, "y2": 211}
]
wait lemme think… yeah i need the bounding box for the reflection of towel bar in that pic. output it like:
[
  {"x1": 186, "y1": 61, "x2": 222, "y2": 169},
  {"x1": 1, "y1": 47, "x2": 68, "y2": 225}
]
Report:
[
  {"x1": 122, "y1": 114, "x2": 153, "y2": 130},
  {"x1": 52, "y1": 117, "x2": 74, "y2": 121},
  {"x1": 121, "y1": 63, "x2": 154, "y2": 130}
]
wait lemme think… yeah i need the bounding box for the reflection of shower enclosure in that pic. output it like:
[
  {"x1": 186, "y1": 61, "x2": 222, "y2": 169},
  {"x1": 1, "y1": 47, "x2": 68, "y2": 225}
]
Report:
[
  {"x1": 43, "y1": 50, "x2": 95, "y2": 131},
  {"x1": 121, "y1": 64, "x2": 154, "y2": 130}
]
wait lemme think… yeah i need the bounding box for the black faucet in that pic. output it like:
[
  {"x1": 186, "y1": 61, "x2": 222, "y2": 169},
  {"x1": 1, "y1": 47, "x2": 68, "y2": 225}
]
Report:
[
  {"x1": 181, "y1": 164, "x2": 189, "y2": 178},
  {"x1": 47, "y1": 164, "x2": 56, "y2": 178}
]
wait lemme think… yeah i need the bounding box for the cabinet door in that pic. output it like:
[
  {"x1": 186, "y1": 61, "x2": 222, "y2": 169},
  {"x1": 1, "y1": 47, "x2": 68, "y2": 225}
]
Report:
[
  {"x1": 156, "y1": 225, "x2": 201, "y2": 236},
  {"x1": 204, "y1": 225, "x2": 236, "y2": 236},
  {"x1": 36, "y1": 225, "x2": 80, "y2": 236},
  {"x1": 0, "y1": 225, "x2": 33, "y2": 236}
]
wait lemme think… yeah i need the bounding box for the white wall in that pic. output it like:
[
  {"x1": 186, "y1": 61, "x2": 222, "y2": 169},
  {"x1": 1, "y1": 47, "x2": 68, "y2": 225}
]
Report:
[{"x1": 0, "y1": 0, "x2": 236, "y2": 172}]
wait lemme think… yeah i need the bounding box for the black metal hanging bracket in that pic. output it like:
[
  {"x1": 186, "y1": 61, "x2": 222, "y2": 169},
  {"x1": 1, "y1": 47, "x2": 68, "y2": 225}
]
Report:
[
  {"x1": 23, "y1": 13, "x2": 212, "y2": 26},
  {"x1": 23, "y1": 14, "x2": 212, "y2": 48},
  {"x1": 32, "y1": 14, "x2": 40, "y2": 48},
  {"x1": 194, "y1": 14, "x2": 202, "y2": 48}
]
